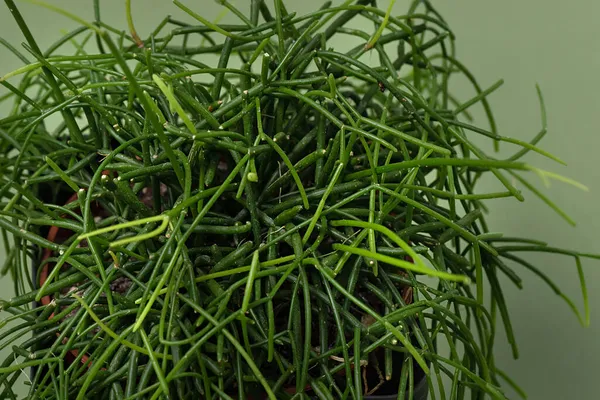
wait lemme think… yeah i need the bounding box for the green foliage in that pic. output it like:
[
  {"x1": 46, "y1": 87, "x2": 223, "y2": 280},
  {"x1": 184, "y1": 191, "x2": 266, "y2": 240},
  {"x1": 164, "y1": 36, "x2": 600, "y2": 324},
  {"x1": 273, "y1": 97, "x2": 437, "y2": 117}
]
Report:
[{"x1": 0, "y1": 0, "x2": 596, "y2": 399}]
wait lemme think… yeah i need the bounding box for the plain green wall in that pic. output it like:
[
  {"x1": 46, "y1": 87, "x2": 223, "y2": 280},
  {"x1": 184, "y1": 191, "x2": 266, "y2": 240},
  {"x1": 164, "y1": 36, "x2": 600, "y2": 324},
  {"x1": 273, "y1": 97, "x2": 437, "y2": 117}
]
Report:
[{"x1": 1, "y1": 1, "x2": 599, "y2": 398}]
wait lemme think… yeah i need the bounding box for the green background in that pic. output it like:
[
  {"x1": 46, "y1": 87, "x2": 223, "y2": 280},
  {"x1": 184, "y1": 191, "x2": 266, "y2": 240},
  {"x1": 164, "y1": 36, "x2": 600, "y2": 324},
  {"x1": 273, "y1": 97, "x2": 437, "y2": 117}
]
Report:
[{"x1": 1, "y1": 1, "x2": 599, "y2": 398}]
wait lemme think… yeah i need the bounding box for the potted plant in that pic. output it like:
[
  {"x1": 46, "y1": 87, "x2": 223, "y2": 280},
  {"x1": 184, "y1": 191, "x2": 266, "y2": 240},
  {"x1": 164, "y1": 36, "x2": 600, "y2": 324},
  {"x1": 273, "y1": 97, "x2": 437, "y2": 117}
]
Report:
[{"x1": 0, "y1": 0, "x2": 595, "y2": 398}]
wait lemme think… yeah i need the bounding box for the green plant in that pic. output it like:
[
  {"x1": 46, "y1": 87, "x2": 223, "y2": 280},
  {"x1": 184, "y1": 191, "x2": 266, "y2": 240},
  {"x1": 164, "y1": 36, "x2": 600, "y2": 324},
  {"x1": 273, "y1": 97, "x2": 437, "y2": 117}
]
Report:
[{"x1": 0, "y1": 0, "x2": 596, "y2": 399}]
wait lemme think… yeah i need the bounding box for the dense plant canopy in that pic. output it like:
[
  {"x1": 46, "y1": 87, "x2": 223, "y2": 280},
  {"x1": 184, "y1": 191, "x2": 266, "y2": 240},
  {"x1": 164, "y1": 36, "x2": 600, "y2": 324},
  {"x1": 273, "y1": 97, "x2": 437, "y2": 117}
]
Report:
[{"x1": 0, "y1": 0, "x2": 594, "y2": 399}]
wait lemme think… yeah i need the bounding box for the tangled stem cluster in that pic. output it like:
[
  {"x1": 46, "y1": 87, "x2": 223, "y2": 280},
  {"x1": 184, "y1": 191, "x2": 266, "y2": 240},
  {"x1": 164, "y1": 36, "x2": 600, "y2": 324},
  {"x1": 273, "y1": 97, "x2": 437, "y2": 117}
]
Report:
[{"x1": 0, "y1": 0, "x2": 595, "y2": 399}]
